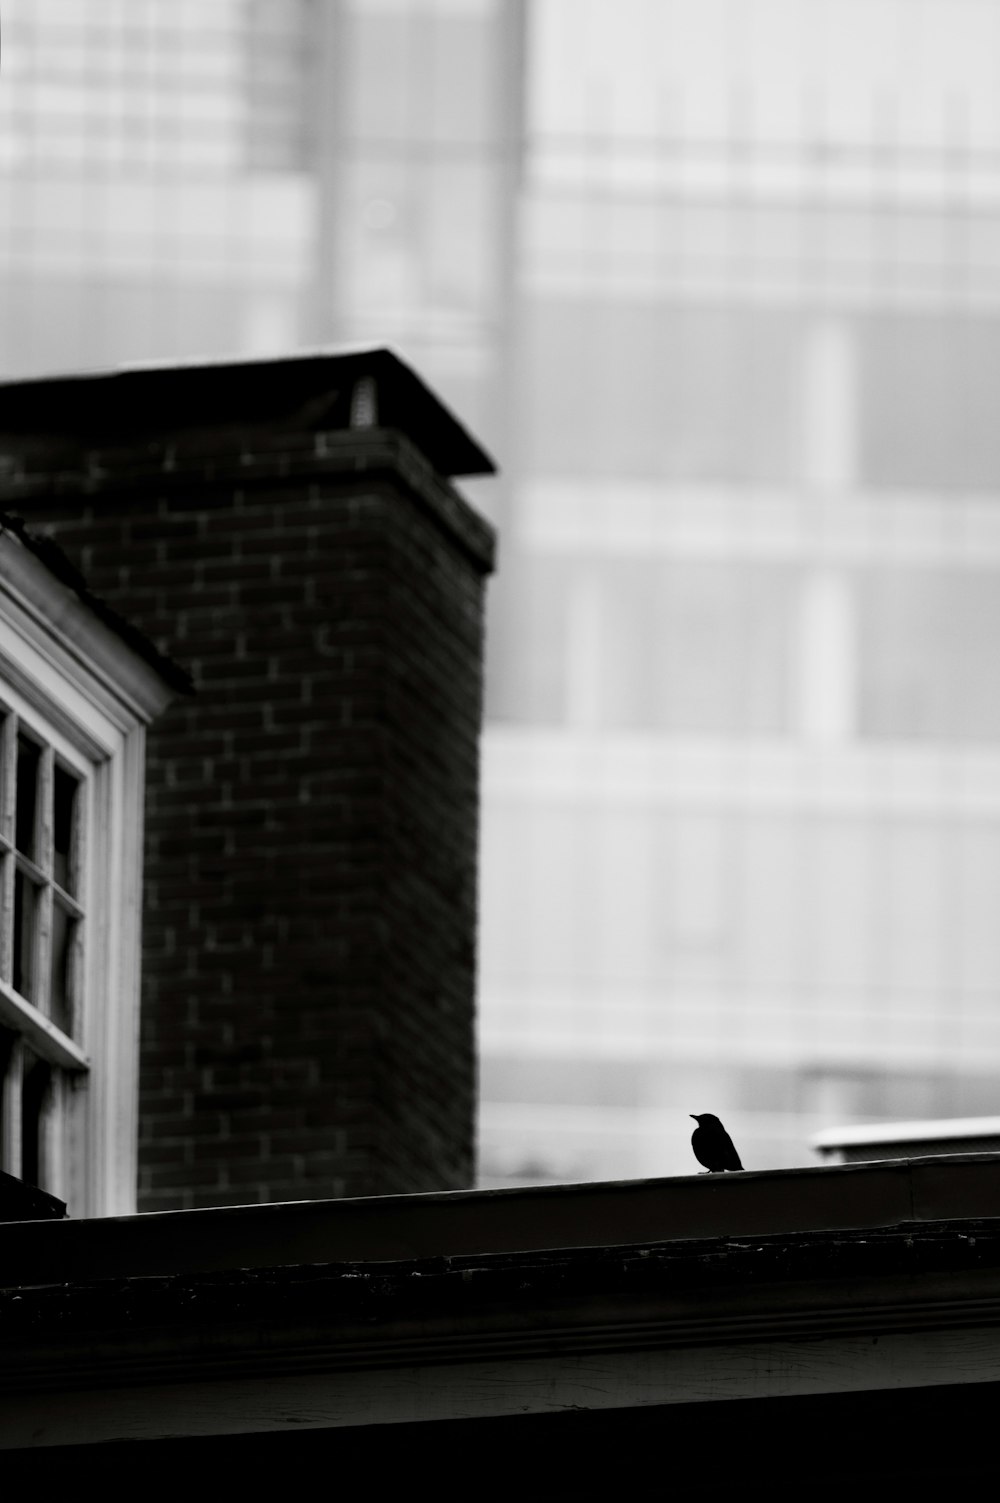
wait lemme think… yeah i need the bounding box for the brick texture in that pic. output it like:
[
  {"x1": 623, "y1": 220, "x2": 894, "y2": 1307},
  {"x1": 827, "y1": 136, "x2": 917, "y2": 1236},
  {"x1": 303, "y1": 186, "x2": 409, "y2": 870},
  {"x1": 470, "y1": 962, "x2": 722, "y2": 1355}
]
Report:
[{"x1": 2, "y1": 363, "x2": 495, "y2": 1209}]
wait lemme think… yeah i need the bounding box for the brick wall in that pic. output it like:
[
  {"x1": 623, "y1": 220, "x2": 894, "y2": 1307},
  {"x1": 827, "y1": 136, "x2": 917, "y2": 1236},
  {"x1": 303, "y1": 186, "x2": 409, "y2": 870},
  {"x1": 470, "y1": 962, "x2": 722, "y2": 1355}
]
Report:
[{"x1": 0, "y1": 353, "x2": 495, "y2": 1209}]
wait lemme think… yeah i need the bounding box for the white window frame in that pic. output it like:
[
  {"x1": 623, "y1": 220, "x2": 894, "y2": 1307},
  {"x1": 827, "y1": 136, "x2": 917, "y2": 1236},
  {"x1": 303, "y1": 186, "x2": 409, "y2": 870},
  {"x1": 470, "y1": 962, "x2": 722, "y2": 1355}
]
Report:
[
  {"x1": 0, "y1": 692, "x2": 92, "y2": 1199},
  {"x1": 0, "y1": 525, "x2": 178, "y2": 1216}
]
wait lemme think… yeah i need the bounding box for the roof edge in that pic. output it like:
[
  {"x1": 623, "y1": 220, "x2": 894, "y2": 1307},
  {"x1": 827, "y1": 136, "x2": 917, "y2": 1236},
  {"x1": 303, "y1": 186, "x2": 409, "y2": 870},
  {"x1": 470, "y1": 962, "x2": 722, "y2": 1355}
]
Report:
[
  {"x1": 0, "y1": 511, "x2": 193, "y2": 704},
  {"x1": 4, "y1": 1154, "x2": 1000, "y2": 1284}
]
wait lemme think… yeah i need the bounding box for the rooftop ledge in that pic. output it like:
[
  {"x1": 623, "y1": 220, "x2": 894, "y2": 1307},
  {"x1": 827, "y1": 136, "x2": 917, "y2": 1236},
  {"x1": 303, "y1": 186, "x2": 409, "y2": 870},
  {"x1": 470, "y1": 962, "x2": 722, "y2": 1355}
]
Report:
[
  {"x1": 3, "y1": 1153, "x2": 1000, "y2": 1287},
  {"x1": 814, "y1": 1116, "x2": 1000, "y2": 1158}
]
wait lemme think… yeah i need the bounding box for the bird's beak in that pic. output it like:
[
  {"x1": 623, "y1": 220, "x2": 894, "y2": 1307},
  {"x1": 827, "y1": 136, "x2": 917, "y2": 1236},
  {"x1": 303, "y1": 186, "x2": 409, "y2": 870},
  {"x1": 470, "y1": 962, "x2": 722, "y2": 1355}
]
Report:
[{"x1": 690, "y1": 1114, "x2": 698, "y2": 1121}]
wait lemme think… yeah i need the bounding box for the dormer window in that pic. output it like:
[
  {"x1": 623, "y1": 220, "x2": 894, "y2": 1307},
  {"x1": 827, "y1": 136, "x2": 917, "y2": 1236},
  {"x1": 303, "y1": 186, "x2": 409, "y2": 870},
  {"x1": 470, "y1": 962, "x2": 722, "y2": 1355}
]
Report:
[{"x1": 0, "y1": 515, "x2": 185, "y2": 1215}]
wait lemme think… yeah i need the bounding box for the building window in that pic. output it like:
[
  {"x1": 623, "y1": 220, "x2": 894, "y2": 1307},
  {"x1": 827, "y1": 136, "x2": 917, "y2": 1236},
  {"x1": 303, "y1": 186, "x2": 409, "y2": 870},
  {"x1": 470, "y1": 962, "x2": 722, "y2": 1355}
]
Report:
[
  {"x1": 493, "y1": 551, "x2": 793, "y2": 734},
  {"x1": 858, "y1": 567, "x2": 1000, "y2": 743},
  {"x1": 0, "y1": 701, "x2": 90, "y2": 1197},
  {"x1": 858, "y1": 312, "x2": 1000, "y2": 494},
  {"x1": 520, "y1": 296, "x2": 802, "y2": 484},
  {"x1": 1, "y1": 518, "x2": 182, "y2": 1215}
]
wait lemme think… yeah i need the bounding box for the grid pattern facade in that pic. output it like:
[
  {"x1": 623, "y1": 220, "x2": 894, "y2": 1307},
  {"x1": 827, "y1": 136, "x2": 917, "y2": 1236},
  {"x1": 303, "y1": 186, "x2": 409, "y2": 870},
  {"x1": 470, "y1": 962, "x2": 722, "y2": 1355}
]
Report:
[{"x1": 482, "y1": 0, "x2": 1000, "y2": 1181}]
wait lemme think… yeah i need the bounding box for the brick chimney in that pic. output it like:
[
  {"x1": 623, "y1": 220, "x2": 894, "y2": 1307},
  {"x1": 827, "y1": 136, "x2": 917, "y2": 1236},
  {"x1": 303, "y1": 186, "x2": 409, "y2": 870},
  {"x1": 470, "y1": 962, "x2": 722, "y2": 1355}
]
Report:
[{"x1": 0, "y1": 349, "x2": 495, "y2": 1209}]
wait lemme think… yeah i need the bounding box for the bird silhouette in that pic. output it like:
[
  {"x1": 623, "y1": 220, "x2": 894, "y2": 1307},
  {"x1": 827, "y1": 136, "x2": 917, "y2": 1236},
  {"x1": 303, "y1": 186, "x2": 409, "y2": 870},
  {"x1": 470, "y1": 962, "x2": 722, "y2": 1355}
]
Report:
[{"x1": 690, "y1": 1113, "x2": 743, "y2": 1172}]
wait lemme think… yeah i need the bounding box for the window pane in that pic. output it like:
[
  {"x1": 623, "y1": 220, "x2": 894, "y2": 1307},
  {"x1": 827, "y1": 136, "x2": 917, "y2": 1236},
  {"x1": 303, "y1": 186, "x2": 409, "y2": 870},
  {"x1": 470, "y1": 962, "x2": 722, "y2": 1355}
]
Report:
[
  {"x1": 521, "y1": 296, "x2": 801, "y2": 483},
  {"x1": 20, "y1": 1047, "x2": 51, "y2": 1190},
  {"x1": 53, "y1": 765, "x2": 79, "y2": 894},
  {"x1": 48, "y1": 899, "x2": 77, "y2": 1037},
  {"x1": 15, "y1": 736, "x2": 40, "y2": 859},
  {"x1": 12, "y1": 870, "x2": 38, "y2": 1001},
  {"x1": 602, "y1": 560, "x2": 792, "y2": 735},
  {"x1": 492, "y1": 552, "x2": 574, "y2": 724},
  {"x1": 345, "y1": 5, "x2": 502, "y2": 148},
  {"x1": 0, "y1": 1028, "x2": 17, "y2": 1172},
  {"x1": 859, "y1": 313, "x2": 1000, "y2": 492},
  {"x1": 0, "y1": 712, "x2": 10, "y2": 842},
  {"x1": 859, "y1": 568, "x2": 1000, "y2": 742},
  {"x1": 245, "y1": 0, "x2": 310, "y2": 171}
]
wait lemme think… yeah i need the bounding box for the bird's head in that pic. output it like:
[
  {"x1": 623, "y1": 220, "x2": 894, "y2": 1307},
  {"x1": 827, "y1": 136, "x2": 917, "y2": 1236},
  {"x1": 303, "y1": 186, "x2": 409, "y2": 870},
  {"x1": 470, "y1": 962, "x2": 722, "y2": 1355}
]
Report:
[{"x1": 690, "y1": 1113, "x2": 720, "y2": 1125}]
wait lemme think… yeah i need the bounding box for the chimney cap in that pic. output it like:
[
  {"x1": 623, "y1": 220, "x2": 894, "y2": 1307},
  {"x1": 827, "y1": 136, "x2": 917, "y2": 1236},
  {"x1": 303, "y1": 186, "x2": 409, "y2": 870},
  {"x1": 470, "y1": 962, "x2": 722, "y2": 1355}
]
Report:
[{"x1": 0, "y1": 345, "x2": 496, "y2": 480}]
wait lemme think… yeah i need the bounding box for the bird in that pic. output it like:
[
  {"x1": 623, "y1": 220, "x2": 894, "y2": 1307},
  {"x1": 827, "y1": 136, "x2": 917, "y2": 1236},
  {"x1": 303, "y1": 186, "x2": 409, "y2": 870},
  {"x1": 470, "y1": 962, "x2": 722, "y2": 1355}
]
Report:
[{"x1": 690, "y1": 1113, "x2": 743, "y2": 1172}]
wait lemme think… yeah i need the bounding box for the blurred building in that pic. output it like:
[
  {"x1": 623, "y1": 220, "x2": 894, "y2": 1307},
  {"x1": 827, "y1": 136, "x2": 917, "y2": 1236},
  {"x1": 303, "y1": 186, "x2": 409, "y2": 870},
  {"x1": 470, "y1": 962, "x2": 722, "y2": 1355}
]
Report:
[
  {"x1": 483, "y1": 0, "x2": 1000, "y2": 1180},
  {"x1": 4, "y1": 0, "x2": 1000, "y2": 1184}
]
